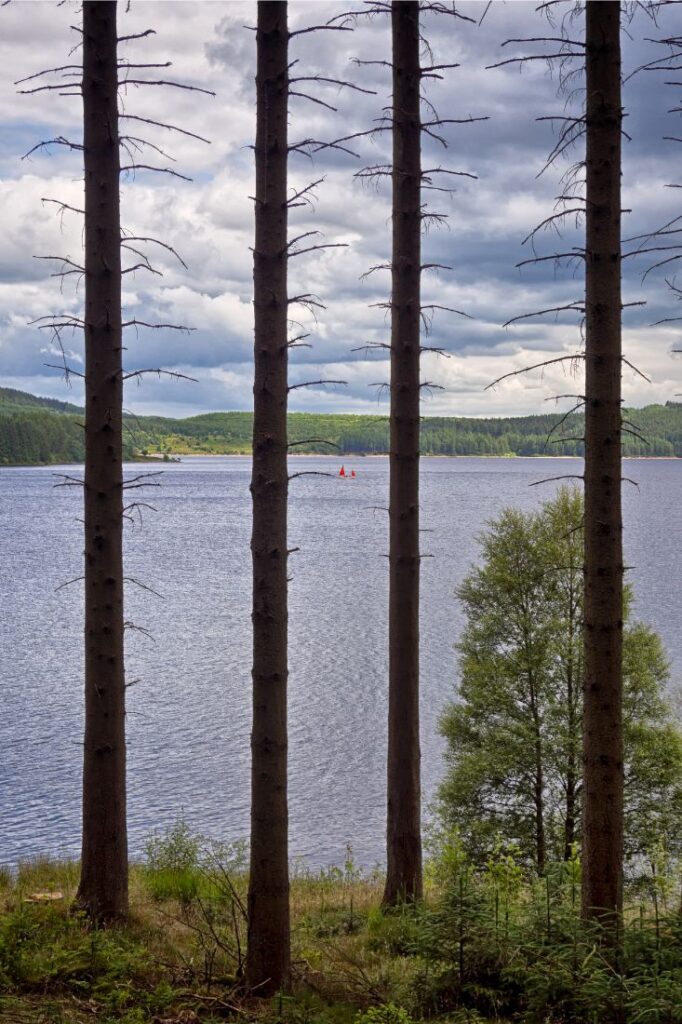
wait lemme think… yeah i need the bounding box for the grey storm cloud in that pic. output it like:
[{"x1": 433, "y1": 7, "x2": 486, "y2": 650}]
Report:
[{"x1": 0, "y1": 0, "x2": 680, "y2": 417}]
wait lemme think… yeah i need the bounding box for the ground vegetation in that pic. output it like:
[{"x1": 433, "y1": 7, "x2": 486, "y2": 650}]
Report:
[{"x1": 1, "y1": 829, "x2": 681, "y2": 1024}]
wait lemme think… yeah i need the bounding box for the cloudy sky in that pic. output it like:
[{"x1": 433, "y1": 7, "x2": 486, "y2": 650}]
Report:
[{"x1": 0, "y1": 0, "x2": 681, "y2": 418}]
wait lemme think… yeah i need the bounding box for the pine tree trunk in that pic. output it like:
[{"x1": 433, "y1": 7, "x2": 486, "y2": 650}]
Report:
[
  {"x1": 76, "y1": 0, "x2": 128, "y2": 923},
  {"x1": 383, "y1": 0, "x2": 423, "y2": 907},
  {"x1": 246, "y1": 0, "x2": 291, "y2": 992},
  {"x1": 582, "y1": 0, "x2": 624, "y2": 925}
]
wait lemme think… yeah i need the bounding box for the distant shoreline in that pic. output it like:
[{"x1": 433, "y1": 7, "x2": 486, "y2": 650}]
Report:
[
  {"x1": 143, "y1": 452, "x2": 680, "y2": 461},
  {"x1": 3, "y1": 452, "x2": 679, "y2": 469},
  {"x1": 3, "y1": 390, "x2": 680, "y2": 462}
]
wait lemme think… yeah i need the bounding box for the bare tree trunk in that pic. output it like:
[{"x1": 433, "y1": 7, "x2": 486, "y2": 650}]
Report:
[
  {"x1": 564, "y1": 593, "x2": 579, "y2": 861},
  {"x1": 532, "y1": 722, "x2": 546, "y2": 875},
  {"x1": 384, "y1": 0, "x2": 423, "y2": 907},
  {"x1": 76, "y1": 0, "x2": 128, "y2": 923},
  {"x1": 582, "y1": 0, "x2": 624, "y2": 925},
  {"x1": 246, "y1": 0, "x2": 291, "y2": 993},
  {"x1": 526, "y1": 666, "x2": 546, "y2": 875},
  {"x1": 564, "y1": 656, "x2": 578, "y2": 861}
]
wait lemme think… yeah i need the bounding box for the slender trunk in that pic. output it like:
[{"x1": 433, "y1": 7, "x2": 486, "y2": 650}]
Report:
[
  {"x1": 564, "y1": 661, "x2": 578, "y2": 861},
  {"x1": 582, "y1": 0, "x2": 624, "y2": 925},
  {"x1": 76, "y1": 0, "x2": 128, "y2": 924},
  {"x1": 246, "y1": 0, "x2": 290, "y2": 992},
  {"x1": 565, "y1": 774, "x2": 577, "y2": 860},
  {"x1": 528, "y1": 673, "x2": 546, "y2": 875},
  {"x1": 384, "y1": 0, "x2": 423, "y2": 907},
  {"x1": 534, "y1": 757, "x2": 545, "y2": 875},
  {"x1": 564, "y1": 588, "x2": 578, "y2": 860}
]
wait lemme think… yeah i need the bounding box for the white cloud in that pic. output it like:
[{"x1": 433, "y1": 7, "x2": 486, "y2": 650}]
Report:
[{"x1": 0, "y1": 0, "x2": 680, "y2": 417}]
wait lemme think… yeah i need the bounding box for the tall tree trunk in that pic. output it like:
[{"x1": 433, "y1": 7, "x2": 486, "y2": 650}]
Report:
[
  {"x1": 528, "y1": 672, "x2": 546, "y2": 875},
  {"x1": 564, "y1": 774, "x2": 577, "y2": 861},
  {"x1": 246, "y1": 0, "x2": 291, "y2": 993},
  {"x1": 564, "y1": 592, "x2": 578, "y2": 861},
  {"x1": 76, "y1": 0, "x2": 128, "y2": 923},
  {"x1": 564, "y1": 657, "x2": 578, "y2": 861},
  {"x1": 384, "y1": 0, "x2": 423, "y2": 907},
  {"x1": 582, "y1": 0, "x2": 624, "y2": 925},
  {"x1": 533, "y1": 747, "x2": 545, "y2": 875}
]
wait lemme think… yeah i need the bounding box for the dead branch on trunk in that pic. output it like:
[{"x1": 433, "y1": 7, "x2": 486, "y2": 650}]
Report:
[
  {"x1": 529, "y1": 474, "x2": 585, "y2": 487},
  {"x1": 287, "y1": 439, "x2": 338, "y2": 448},
  {"x1": 288, "y1": 379, "x2": 346, "y2": 391},
  {"x1": 347, "y1": 0, "x2": 486, "y2": 909},
  {"x1": 119, "y1": 113, "x2": 210, "y2": 143},
  {"x1": 122, "y1": 368, "x2": 197, "y2": 383},
  {"x1": 486, "y1": 355, "x2": 585, "y2": 391},
  {"x1": 502, "y1": 303, "x2": 585, "y2": 328},
  {"x1": 488, "y1": 6, "x2": 628, "y2": 932},
  {"x1": 20, "y1": 3, "x2": 205, "y2": 924}
]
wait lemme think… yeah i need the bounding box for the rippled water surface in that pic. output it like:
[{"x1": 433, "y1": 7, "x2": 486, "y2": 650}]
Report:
[{"x1": 1, "y1": 456, "x2": 680, "y2": 868}]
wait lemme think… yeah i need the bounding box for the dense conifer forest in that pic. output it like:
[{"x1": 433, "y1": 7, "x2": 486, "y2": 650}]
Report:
[{"x1": 2, "y1": 387, "x2": 681, "y2": 463}]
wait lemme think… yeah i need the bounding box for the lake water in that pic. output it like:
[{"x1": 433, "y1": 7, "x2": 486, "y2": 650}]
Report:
[{"x1": 1, "y1": 456, "x2": 680, "y2": 870}]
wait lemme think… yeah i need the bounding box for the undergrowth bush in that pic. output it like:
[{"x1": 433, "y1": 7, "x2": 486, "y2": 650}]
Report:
[
  {"x1": 355, "y1": 1003, "x2": 414, "y2": 1024},
  {"x1": 143, "y1": 819, "x2": 203, "y2": 904},
  {"x1": 404, "y1": 831, "x2": 682, "y2": 1023},
  {"x1": 142, "y1": 822, "x2": 250, "y2": 988},
  {"x1": 2, "y1": 830, "x2": 681, "y2": 1023},
  {"x1": 0, "y1": 900, "x2": 169, "y2": 1019}
]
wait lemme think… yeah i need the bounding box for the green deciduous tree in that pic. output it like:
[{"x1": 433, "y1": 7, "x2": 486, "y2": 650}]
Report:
[{"x1": 438, "y1": 488, "x2": 682, "y2": 877}]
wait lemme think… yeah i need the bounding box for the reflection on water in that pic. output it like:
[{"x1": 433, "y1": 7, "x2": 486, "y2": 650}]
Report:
[{"x1": 0, "y1": 456, "x2": 679, "y2": 867}]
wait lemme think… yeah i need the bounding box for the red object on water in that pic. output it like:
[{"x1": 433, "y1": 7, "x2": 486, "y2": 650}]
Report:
[
  {"x1": 351, "y1": 470, "x2": 356, "y2": 478},
  {"x1": 339, "y1": 465, "x2": 346, "y2": 477}
]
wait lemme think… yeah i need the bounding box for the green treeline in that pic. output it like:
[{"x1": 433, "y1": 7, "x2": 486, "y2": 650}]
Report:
[
  {"x1": 1, "y1": 387, "x2": 681, "y2": 464},
  {"x1": 0, "y1": 410, "x2": 137, "y2": 465},
  {"x1": 0, "y1": 411, "x2": 85, "y2": 465}
]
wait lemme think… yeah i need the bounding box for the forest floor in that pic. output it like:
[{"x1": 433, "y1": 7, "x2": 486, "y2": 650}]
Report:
[
  {"x1": 1, "y1": 842, "x2": 680, "y2": 1024},
  {"x1": 2, "y1": 856, "x2": 396, "y2": 1024}
]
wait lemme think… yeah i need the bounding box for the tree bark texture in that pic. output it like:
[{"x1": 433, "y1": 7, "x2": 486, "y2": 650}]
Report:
[
  {"x1": 76, "y1": 0, "x2": 128, "y2": 923},
  {"x1": 582, "y1": 0, "x2": 624, "y2": 925},
  {"x1": 246, "y1": 0, "x2": 291, "y2": 993},
  {"x1": 384, "y1": 0, "x2": 423, "y2": 907}
]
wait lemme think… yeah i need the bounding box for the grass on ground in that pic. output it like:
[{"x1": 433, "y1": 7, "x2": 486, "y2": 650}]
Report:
[{"x1": 1, "y1": 827, "x2": 681, "y2": 1024}]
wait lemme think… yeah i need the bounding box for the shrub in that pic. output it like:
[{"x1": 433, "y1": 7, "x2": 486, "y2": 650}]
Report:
[
  {"x1": 355, "y1": 1003, "x2": 413, "y2": 1024},
  {"x1": 143, "y1": 819, "x2": 202, "y2": 904}
]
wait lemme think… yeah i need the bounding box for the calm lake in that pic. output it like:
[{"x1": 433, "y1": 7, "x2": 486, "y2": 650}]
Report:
[{"x1": 1, "y1": 456, "x2": 680, "y2": 870}]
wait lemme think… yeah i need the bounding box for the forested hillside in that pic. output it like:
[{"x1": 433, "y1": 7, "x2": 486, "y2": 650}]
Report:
[
  {"x1": 0, "y1": 386, "x2": 83, "y2": 414},
  {"x1": 0, "y1": 389, "x2": 126, "y2": 465},
  {"x1": 1, "y1": 388, "x2": 681, "y2": 464}
]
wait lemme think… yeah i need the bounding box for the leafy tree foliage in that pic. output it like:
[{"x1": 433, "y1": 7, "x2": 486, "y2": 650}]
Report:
[{"x1": 438, "y1": 488, "x2": 682, "y2": 875}]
